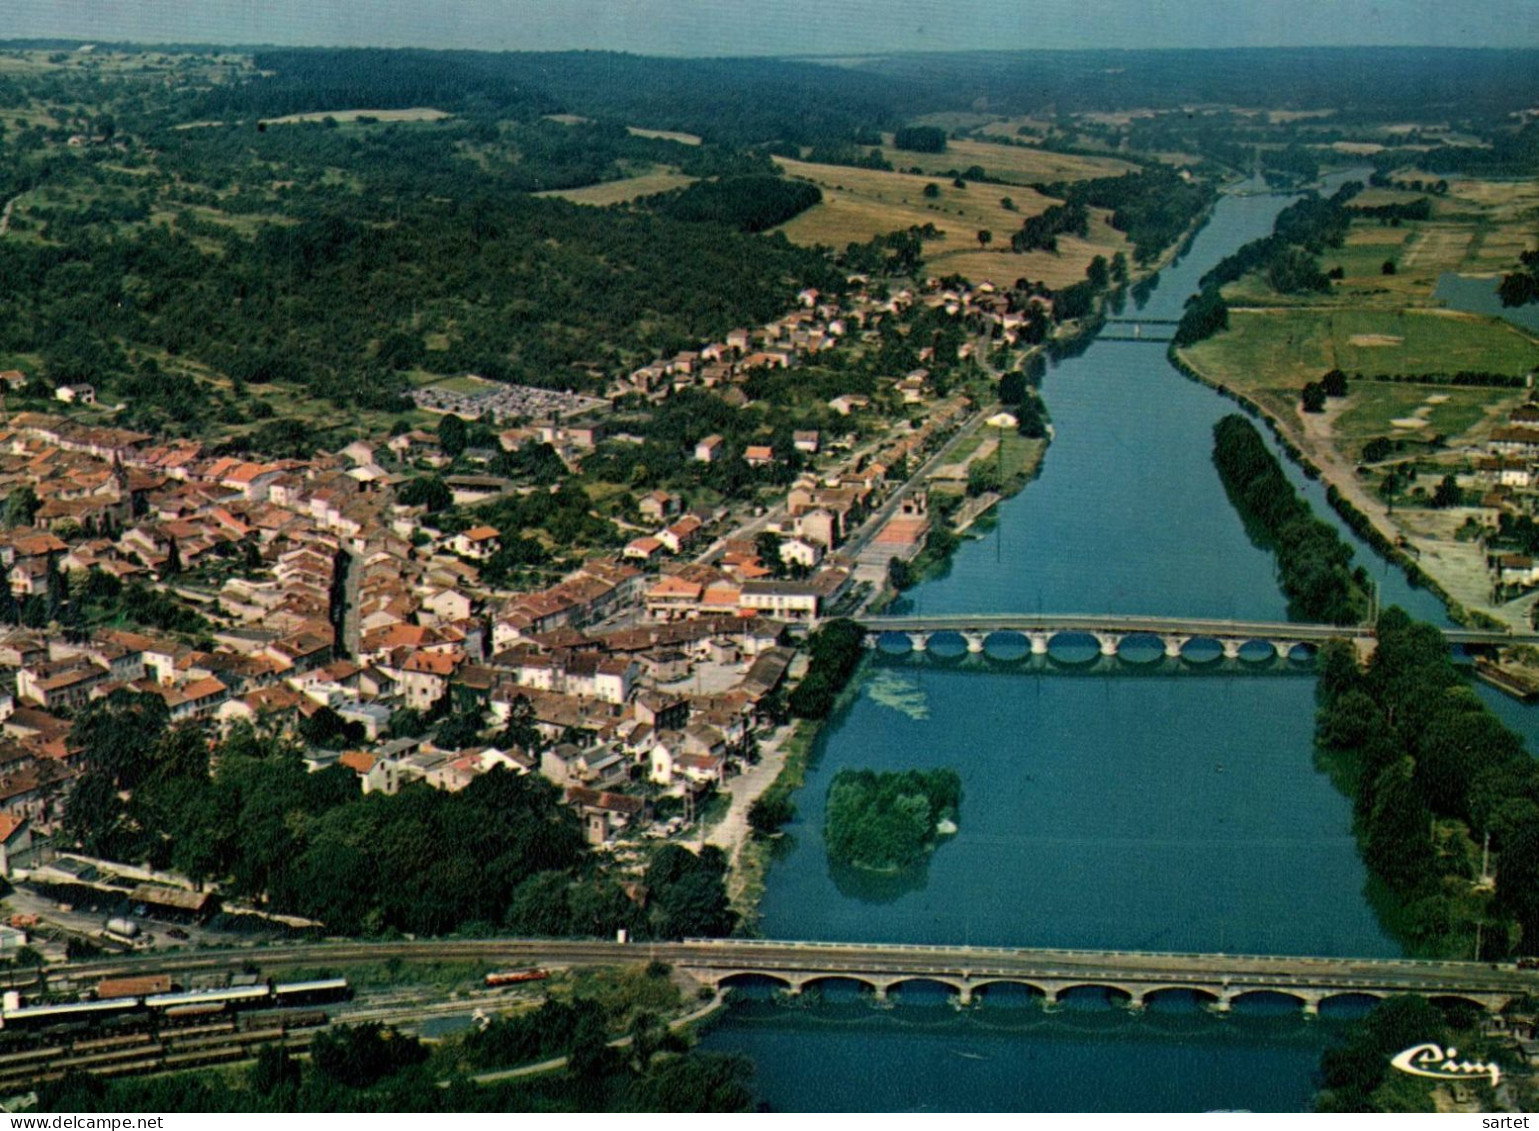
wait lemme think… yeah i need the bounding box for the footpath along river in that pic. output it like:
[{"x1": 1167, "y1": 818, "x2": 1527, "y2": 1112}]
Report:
[{"x1": 697, "y1": 177, "x2": 1539, "y2": 1111}]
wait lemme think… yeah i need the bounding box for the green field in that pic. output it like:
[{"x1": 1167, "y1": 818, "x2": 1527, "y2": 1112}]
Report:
[
  {"x1": 1331, "y1": 383, "x2": 1504, "y2": 455},
  {"x1": 1188, "y1": 307, "x2": 1539, "y2": 391},
  {"x1": 1181, "y1": 305, "x2": 1537, "y2": 456}
]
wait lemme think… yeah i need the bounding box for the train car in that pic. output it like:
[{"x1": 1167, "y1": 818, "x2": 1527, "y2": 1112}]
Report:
[
  {"x1": 271, "y1": 978, "x2": 350, "y2": 1006},
  {"x1": 237, "y1": 1009, "x2": 327, "y2": 1033},
  {"x1": 484, "y1": 968, "x2": 550, "y2": 988},
  {"x1": 144, "y1": 986, "x2": 270, "y2": 1013},
  {"x1": 163, "y1": 1002, "x2": 229, "y2": 1022},
  {"x1": 0, "y1": 998, "x2": 143, "y2": 1030}
]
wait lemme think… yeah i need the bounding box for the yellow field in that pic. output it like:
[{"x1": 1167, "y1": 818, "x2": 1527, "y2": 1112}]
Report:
[
  {"x1": 1449, "y1": 178, "x2": 1539, "y2": 215},
  {"x1": 773, "y1": 157, "x2": 1128, "y2": 285},
  {"x1": 627, "y1": 126, "x2": 702, "y2": 146},
  {"x1": 923, "y1": 233, "x2": 1128, "y2": 289},
  {"x1": 540, "y1": 169, "x2": 697, "y2": 206},
  {"x1": 262, "y1": 107, "x2": 451, "y2": 124},
  {"x1": 1397, "y1": 225, "x2": 1474, "y2": 272},
  {"x1": 976, "y1": 116, "x2": 1054, "y2": 141},
  {"x1": 1351, "y1": 186, "x2": 1427, "y2": 207},
  {"x1": 878, "y1": 137, "x2": 1136, "y2": 185},
  {"x1": 1470, "y1": 226, "x2": 1538, "y2": 270}
]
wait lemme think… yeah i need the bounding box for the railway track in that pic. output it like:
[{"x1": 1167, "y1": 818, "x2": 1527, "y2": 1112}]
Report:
[{"x1": 0, "y1": 1016, "x2": 326, "y2": 1092}]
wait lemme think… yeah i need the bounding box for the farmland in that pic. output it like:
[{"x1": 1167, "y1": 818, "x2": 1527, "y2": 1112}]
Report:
[
  {"x1": 878, "y1": 136, "x2": 1137, "y2": 185},
  {"x1": 773, "y1": 157, "x2": 1131, "y2": 286},
  {"x1": 539, "y1": 168, "x2": 698, "y2": 205}
]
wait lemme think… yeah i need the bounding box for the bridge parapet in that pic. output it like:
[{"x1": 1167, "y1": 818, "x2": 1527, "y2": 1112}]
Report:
[{"x1": 674, "y1": 939, "x2": 1534, "y2": 1017}]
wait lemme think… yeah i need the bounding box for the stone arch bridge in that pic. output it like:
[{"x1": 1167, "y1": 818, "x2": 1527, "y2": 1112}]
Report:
[
  {"x1": 854, "y1": 614, "x2": 1539, "y2": 663},
  {"x1": 674, "y1": 939, "x2": 1533, "y2": 1016}
]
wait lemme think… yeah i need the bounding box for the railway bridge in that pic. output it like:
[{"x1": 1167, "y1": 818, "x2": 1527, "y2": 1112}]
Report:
[{"x1": 853, "y1": 613, "x2": 1539, "y2": 663}]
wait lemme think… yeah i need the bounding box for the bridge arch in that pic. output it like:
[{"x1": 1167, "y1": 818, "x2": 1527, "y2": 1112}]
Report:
[
  {"x1": 924, "y1": 630, "x2": 969, "y2": 660},
  {"x1": 1046, "y1": 631, "x2": 1102, "y2": 664},
  {"x1": 799, "y1": 973, "x2": 883, "y2": 998},
  {"x1": 1230, "y1": 988, "x2": 1311, "y2": 1011},
  {"x1": 1055, "y1": 982, "x2": 1135, "y2": 1007},
  {"x1": 1428, "y1": 992, "x2": 1498, "y2": 1015},
  {"x1": 1317, "y1": 991, "x2": 1384, "y2": 1018},
  {"x1": 1235, "y1": 639, "x2": 1279, "y2": 664},
  {"x1": 885, "y1": 976, "x2": 965, "y2": 1001},
  {"x1": 1179, "y1": 636, "x2": 1225, "y2": 664},
  {"x1": 716, "y1": 971, "x2": 795, "y2": 990},
  {"x1": 1140, "y1": 985, "x2": 1223, "y2": 1009},
  {"x1": 1115, "y1": 633, "x2": 1166, "y2": 664},
  {"x1": 981, "y1": 630, "x2": 1031, "y2": 662},
  {"x1": 969, "y1": 978, "x2": 1051, "y2": 1002}
]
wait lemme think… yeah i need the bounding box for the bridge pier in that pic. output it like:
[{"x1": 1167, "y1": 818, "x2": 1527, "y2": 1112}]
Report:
[
  {"x1": 1301, "y1": 991, "x2": 1322, "y2": 1019},
  {"x1": 1164, "y1": 635, "x2": 1189, "y2": 658},
  {"x1": 963, "y1": 632, "x2": 986, "y2": 654},
  {"x1": 1094, "y1": 632, "x2": 1123, "y2": 657},
  {"x1": 907, "y1": 633, "x2": 930, "y2": 653},
  {"x1": 1028, "y1": 632, "x2": 1050, "y2": 656},
  {"x1": 956, "y1": 984, "x2": 974, "y2": 1007},
  {"x1": 1270, "y1": 640, "x2": 1297, "y2": 661},
  {"x1": 1211, "y1": 992, "x2": 1233, "y2": 1015},
  {"x1": 1221, "y1": 638, "x2": 1244, "y2": 660}
]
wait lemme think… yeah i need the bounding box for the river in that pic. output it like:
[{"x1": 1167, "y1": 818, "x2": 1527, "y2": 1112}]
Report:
[{"x1": 697, "y1": 180, "x2": 1539, "y2": 1111}]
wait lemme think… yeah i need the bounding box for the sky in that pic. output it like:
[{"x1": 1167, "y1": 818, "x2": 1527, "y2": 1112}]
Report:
[{"x1": 8, "y1": 0, "x2": 1539, "y2": 55}]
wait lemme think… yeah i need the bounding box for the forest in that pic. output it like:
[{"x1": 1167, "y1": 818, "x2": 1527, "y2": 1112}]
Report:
[
  {"x1": 649, "y1": 175, "x2": 822, "y2": 233},
  {"x1": 1211, "y1": 414, "x2": 1367, "y2": 625},
  {"x1": 58, "y1": 692, "x2": 734, "y2": 940},
  {"x1": 1315, "y1": 609, "x2": 1539, "y2": 959},
  {"x1": 1042, "y1": 167, "x2": 1217, "y2": 265},
  {"x1": 823, "y1": 768, "x2": 961, "y2": 872}
]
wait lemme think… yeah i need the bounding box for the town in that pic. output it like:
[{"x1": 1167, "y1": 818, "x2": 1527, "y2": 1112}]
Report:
[{"x1": 0, "y1": 271, "x2": 1042, "y2": 941}]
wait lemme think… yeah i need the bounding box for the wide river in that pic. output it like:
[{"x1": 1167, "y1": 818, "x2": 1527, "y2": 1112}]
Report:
[{"x1": 698, "y1": 179, "x2": 1539, "y2": 1111}]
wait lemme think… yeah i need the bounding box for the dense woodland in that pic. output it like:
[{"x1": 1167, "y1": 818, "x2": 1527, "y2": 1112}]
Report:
[
  {"x1": 1041, "y1": 167, "x2": 1216, "y2": 264},
  {"x1": 824, "y1": 768, "x2": 961, "y2": 872},
  {"x1": 1313, "y1": 995, "x2": 1500, "y2": 1112},
  {"x1": 1315, "y1": 610, "x2": 1539, "y2": 959},
  {"x1": 58, "y1": 691, "x2": 734, "y2": 940},
  {"x1": 1211, "y1": 415, "x2": 1367, "y2": 625}
]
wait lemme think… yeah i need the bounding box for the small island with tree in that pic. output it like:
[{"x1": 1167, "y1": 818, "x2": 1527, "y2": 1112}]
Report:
[{"x1": 824, "y1": 768, "x2": 961, "y2": 872}]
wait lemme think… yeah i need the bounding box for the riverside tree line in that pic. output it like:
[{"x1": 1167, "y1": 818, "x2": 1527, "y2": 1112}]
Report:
[
  {"x1": 1211, "y1": 414, "x2": 1368, "y2": 625},
  {"x1": 1315, "y1": 610, "x2": 1539, "y2": 958}
]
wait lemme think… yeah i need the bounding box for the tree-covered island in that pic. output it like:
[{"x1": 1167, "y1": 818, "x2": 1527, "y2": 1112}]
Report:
[{"x1": 823, "y1": 768, "x2": 961, "y2": 872}]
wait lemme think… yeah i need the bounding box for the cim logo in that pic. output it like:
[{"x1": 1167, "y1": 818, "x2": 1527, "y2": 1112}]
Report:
[{"x1": 1390, "y1": 1043, "x2": 1502, "y2": 1088}]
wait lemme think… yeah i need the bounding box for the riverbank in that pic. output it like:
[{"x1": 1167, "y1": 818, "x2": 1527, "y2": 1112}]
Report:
[
  {"x1": 1168, "y1": 345, "x2": 1505, "y2": 630},
  {"x1": 728, "y1": 719, "x2": 817, "y2": 931}
]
